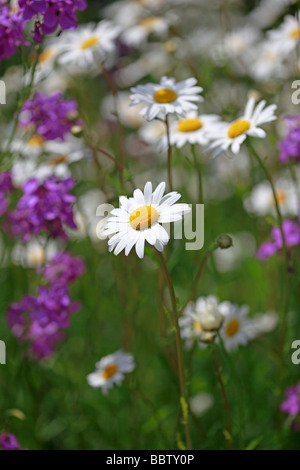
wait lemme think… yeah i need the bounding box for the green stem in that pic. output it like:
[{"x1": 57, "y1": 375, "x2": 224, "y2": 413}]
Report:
[
  {"x1": 191, "y1": 145, "x2": 203, "y2": 204},
  {"x1": 165, "y1": 115, "x2": 173, "y2": 192},
  {"x1": 155, "y1": 249, "x2": 192, "y2": 450}
]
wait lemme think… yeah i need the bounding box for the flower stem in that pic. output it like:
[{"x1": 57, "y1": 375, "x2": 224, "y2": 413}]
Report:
[
  {"x1": 191, "y1": 145, "x2": 203, "y2": 204},
  {"x1": 165, "y1": 115, "x2": 173, "y2": 192},
  {"x1": 155, "y1": 249, "x2": 192, "y2": 450}
]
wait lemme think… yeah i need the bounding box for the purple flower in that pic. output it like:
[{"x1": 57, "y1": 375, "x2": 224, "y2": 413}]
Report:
[
  {"x1": 0, "y1": 171, "x2": 13, "y2": 216},
  {"x1": 280, "y1": 381, "x2": 300, "y2": 431},
  {"x1": 19, "y1": 0, "x2": 87, "y2": 42},
  {"x1": 7, "y1": 285, "x2": 81, "y2": 360},
  {"x1": 19, "y1": 92, "x2": 82, "y2": 141},
  {"x1": 256, "y1": 219, "x2": 300, "y2": 262},
  {"x1": 9, "y1": 176, "x2": 77, "y2": 241},
  {"x1": 0, "y1": 2, "x2": 29, "y2": 60},
  {"x1": 278, "y1": 115, "x2": 300, "y2": 164},
  {"x1": 0, "y1": 433, "x2": 24, "y2": 450},
  {"x1": 39, "y1": 251, "x2": 85, "y2": 287}
]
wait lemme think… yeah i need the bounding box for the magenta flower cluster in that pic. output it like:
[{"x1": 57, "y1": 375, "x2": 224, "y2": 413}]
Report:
[
  {"x1": 9, "y1": 176, "x2": 77, "y2": 241},
  {"x1": 19, "y1": 0, "x2": 87, "y2": 41},
  {"x1": 0, "y1": 171, "x2": 13, "y2": 217},
  {"x1": 0, "y1": 433, "x2": 24, "y2": 450},
  {"x1": 19, "y1": 92, "x2": 82, "y2": 141},
  {"x1": 278, "y1": 115, "x2": 300, "y2": 164},
  {"x1": 0, "y1": 2, "x2": 29, "y2": 60},
  {"x1": 280, "y1": 381, "x2": 300, "y2": 431},
  {"x1": 256, "y1": 219, "x2": 300, "y2": 262},
  {"x1": 7, "y1": 252, "x2": 85, "y2": 359}
]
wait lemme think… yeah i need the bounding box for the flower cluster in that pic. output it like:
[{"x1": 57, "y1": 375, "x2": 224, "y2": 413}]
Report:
[
  {"x1": 0, "y1": 171, "x2": 13, "y2": 216},
  {"x1": 0, "y1": 433, "x2": 24, "y2": 450},
  {"x1": 19, "y1": 0, "x2": 87, "y2": 42},
  {"x1": 281, "y1": 381, "x2": 300, "y2": 431},
  {"x1": 256, "y1": 219, "x2": 300, "y2": 262},
  {"x1": 19, "y1": 92, "x2": 82, "y2": 141},
  {"x1": 278, "y1": 115, "x2": 300, "y2": 164},
  {"x1": 0, "y1": 2, "x2": 28, "y2": 60},
  {"x1": 9, "y1": 176, "x2": 77, "y2": 241},
  {"x1": 7, "y1": 251, "x2": 85, "y2": 359}
]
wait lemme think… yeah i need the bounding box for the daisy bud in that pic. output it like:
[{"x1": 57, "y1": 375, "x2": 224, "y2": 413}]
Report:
[
  {"x1": 217, "y1": 235, "x2": 233, "y2": 250},
  {"x1": 71, "y1": 125, "x2": 84, "y2": 138}
]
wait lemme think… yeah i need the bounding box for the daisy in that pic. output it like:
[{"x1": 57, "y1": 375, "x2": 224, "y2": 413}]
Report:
[
  {"x1": 130, "y1": 76, "x2": 203, "y2": 121},
  {"x1": 57, "y1": 21, "x2": 121, "y2": 73},
  {"x1": 179, "y1": 296, "x2": 224, "y2": 349},
  {"x1": 268, "y1": 11, "x2": 300, "y2": 58},
  {"x1": 206, "y1": 97, "x2": 277, "y2": 158},
  {"x1": 169, "y1": 112, "x2": 222, "y2": 149},
  {"x1": 245, "y1": 311, "x2": 278, "y2": 340},
  {"x1": 102, "y1": 181, "x2": 191, "y2": 259},
  {"x1": 87, "y1": 350, "x2": 135, "y2": 395},
  {"x1": 243, "y1": 177, "x2": 299, "y2": 218},
  {"x1": 12, "y1": 238, "x2": 57, "y2": 268},
  {"x1": 219, "y1": 301, "x2": 252, "y2": 351},
  {"x1": 121, "y1": 15, "x2": 171, "y2": 47}
]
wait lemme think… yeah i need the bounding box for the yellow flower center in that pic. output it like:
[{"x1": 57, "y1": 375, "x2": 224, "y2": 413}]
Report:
[
  {"x1": 177, "y1": 118, "x2": 203, "y2": 133},
  {"x1": 102, "y1": 363, "x2": 118, "y2": 380},
  {"x1": 289, "y1": 28, "x2": 300, "y2": 39},
  {"x1": 273, "y1": 190, "x2": 287, "y2": 205},
  {"x1": 225, "y1": 319, "x2": 240, "y2": 337},
  {"x1": 227, "y1": 119, "x2": 250, "y2": 139},
  {"x1": 129, "y1": 205, "x2": 159, "y2": 230},
  {"x1": 27, "y1": 246, "x2": 46, "y2": 266},
  {"x1": 193, "y1": 321, "x2": 203, "y2": 333},
  {"x1": 80, "y1": 36, "x2": 99, "y2": 50},
  {"x1": 48, "y1": 155, "x2": 68, "y2": 167},
  {"x1": 27, "y1": 136, "x2": 45, "y2": 147},
  {"x1": 153, "y1": 89, "x2": 177, "y2": 103},
  {"x1": 38, "y1": 48, "x2": 56, "y2": 63},
  {"x1": 139, "y1": 16, "x2": 160, "y2": 31}
]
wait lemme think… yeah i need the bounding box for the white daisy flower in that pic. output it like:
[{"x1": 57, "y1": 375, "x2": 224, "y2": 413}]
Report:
[
  {"x1": 216, "y1": 26, "x2": 260, "y2": 59},
  {"x1": 12, "y1": 238, "x2": 58, "y2": 268},
  {"x1": 169, "y1": 112, "x2": 222, "y2": 149},
  {"x1": 249, "y1": 41, "x2": 286, "y2": 82},
  {"x1": 268, "y1": 11, "x2": 300, "y2": 58},
  {"x1": 87, "y1": 350, "x2": 135, "y2": 395},
  {"x1": 206, "y1": 97, "x2": 277, "y2": 158},
  {"x1": 130, "y1": 76, "x2": 203, "y2": 121},
  {"x1": 102, "y1": 181, "x2": 191, "y2": 259},
  {"x1": 179, "y1": 296, "x2": 224, "y2": 349},
  {"x1": 245, "y1": 311, "x2": 278, "y2": 340},
  {"x1": 219, "y1": 301, "x2": 252, "y2": 351},
  {"x1": 243, "y1": 177, "x2": 299, "y2": 218},
  {"x1": 57, "y1": 21, "x2": 121, "y2": 73},
  {"x1": 121, "y1": 16, "x2": 169, "y2": 47}
]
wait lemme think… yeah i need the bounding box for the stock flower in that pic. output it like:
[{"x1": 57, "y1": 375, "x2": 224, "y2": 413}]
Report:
[
  {"x1": 169, "y1": 112, "x2": 222, "y2": 149},
  {"x1": 102, "y1": 181, "x2": 191, "y2": 259},
  {"x1": 57, "y1": 21, "x2": 121, "y2": 73},
  {"x1": 243, "y1": 177, "x2": 299, "y2": 218},
  {"x1": 0, "y1": 171, "x2": 13, "y2": 216},
  {"x1": 9, "y1": 176, "x2": 77, "y2": 241},
  {"x1": 39, "y1": 251, "x2": 86, "y2": 286},
  {"x1": 130, "y1": 76, "x2": 203, "y2": 121},
  {"x1": 281, "y1": 381, "x2": 300, "y2": 430},
  {"x1": 0, "y1": 4, "x2": 28, "y2": 60},
  {"x1": 19, "y1": 92, "x2": 82, "y2": 141},
  {"x1": 179, "y1": 296, "x2": 224, "y2": 348},
  {"x1": 278, "y1": 115, "x2": 300, "y2": 164},
  {"x1": 0, "y1": 433, "x2": 24, "y2": 450},
  {"x1": 256, "y1": 219, "x2": 300, "y2": 262},
  {"x1": 7, "y1": 285, "x2": 81, "y2": 359},
  {"x1": 207, "y1": 97, "x2": 277, "y2": 158},
  {"x1": 268, "y1": 11, "x2": 300, "y2": 58},
  {"x1": 87, "y1": 350, "x2": 135, "y2": 394},
  {"x1": 219, "y1": 301, "x2": 252, "y2": 351},
  {"x1": 19, "y1": 0, "x2": 87, "y2": 41}
]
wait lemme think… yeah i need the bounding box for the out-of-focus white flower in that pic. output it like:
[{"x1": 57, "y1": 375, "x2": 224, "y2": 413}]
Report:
[
  {"x1": 243, "y1": 177, "x2": 299, "y2": 218},
  {"x1": 245, "y1": 311, "x2": 278, "y2": 339},
  {"x1": 219, "y1": 302, "x2": 252, "y2": 351},
  {"x1": 12, "y1": 239, "x2": 58, "y2": 267},
  {"x1": 216, "y1": 26, "x2": 260, "y2": 60},
  {"x1": 206, "y1": 97, "x2": 277, "y2": 158},
  {"x1": 189, "y1": 393, "x2": 214, "y2": 417},
  {"x1": 57, "y1": 21, "x2": 121, "y2": 74},
  {"x1": 87, "y1": 350, "x2": 135, "y2": 395},
  {"x1": 249, "y1": 41, "x2": 287, "y2": 82},
  {"x1": 102, "y1": 181, "x2": 190, "y2": 259},
  {"x1": 130, "y1": 76, "x2": 203, "y2": 121},
  {"x1": 122, "y1": 16, "x2": 170, "y2": 47},
  {"x1": 101, "y1": 92, "x2": 146, "y2": 129},
  {"x1": 268, "y1": 11, "x2": 300, "y2": 58}
]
